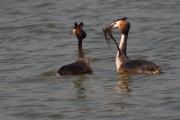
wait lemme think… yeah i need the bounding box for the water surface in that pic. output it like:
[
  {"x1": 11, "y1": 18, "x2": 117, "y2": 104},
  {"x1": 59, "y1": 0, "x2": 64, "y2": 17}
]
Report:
[{"x1": 0, "y1": 0, "x2": 180, "y2": 120}]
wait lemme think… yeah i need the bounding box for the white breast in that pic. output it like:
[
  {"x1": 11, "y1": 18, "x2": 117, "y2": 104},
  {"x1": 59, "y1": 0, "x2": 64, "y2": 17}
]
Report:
[{"x1": 116, "y1": 52, "x2": 122, "y2": 72}]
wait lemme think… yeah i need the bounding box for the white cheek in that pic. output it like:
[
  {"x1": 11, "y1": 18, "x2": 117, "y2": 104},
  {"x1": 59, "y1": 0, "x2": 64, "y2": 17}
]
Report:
[
  {"x1": 112, "y1": 21, "x2": 121, "y2": 28},
  {"x1": 111, "y1": 22, "x2": 116, "y2": 27},
  {"x1": 113, "y1": 22, "x2": 119, "y2": 28},
  {"x1": 72, "y1": 29, "x2": 76, "y2": 34}
]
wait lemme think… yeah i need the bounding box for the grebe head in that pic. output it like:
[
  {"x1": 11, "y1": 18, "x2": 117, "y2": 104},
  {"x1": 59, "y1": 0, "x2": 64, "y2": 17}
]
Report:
[
  {"x1": 111, "y1": 17, "x2": 130, "y2": 34},
  {"x1": 72, "y1": 22, "x2": 86, "y2": 40}
]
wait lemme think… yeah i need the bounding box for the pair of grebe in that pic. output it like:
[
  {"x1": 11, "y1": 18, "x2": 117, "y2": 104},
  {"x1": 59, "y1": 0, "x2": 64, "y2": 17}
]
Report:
[{"x1": 58, "y1": 18, "x2": 160, "y2": 76}]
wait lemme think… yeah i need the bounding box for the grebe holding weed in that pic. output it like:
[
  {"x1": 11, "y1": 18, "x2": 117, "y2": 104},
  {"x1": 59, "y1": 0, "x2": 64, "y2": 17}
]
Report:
[{"x1": 103, "y1": 17, "x2": 161, "y2": 75}]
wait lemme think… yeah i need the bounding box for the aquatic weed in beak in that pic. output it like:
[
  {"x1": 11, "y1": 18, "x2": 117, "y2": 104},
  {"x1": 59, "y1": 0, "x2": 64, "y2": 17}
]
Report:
[
  {"x1": 102, "y1": 24, "x2": 116, "y2": 45},
  {"x1": 102, "y1": 24, "x2": 121, "y2": 54}
]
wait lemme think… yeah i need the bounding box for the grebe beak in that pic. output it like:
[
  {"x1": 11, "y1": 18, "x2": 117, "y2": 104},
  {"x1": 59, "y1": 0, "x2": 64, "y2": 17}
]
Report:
[
  {"x1": 111, "y1": 22, "x2": 116, "y2": 27},
  {"x1": 111, "y1": 21, "x2": 120, "y2": 28}
]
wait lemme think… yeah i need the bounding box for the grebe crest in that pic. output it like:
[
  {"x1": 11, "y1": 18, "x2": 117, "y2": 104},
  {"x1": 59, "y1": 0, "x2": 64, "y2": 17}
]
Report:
[
  {"x1": 103, "y1": 17, "x2": 161, "y2": 75},
  {"x1": 58, "y1": 22, "x2": 92, "y2": 75}
]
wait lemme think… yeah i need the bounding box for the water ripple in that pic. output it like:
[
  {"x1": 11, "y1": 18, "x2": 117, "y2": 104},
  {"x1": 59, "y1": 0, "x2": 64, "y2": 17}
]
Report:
[{"x1": 0, "y1": 0, "x2": 180, "y2": 120}]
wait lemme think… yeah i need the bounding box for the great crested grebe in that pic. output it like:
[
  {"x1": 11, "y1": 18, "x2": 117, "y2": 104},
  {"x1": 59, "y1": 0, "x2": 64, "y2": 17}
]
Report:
[
  {"x1": 58, "y1": 22, "x2": 93, "y2": 75},
  {"x1": 103, "y1": 17, "x2": 161, "y2": 74}
]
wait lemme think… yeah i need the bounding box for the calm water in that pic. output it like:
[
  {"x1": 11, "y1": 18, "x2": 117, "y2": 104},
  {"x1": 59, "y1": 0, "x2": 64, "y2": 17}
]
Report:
[{"x1": 1, "y1": 0, "x2": 180, "y2": 120}]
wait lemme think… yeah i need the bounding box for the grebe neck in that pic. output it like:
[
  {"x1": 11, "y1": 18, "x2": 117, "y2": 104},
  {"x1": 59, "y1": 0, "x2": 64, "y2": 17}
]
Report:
[
  {"x1": 78, "y1": 39, "x2": 84, "y2": 57},
  {"x1": 119, "y1": 33, "x2": 128, "y2": 56},
  {"x1": 78, "y1": 39, "x2": 83, "y2": 50},
  {"x1": 116, "y1": 33, "x2": 129, "y2": 72}
]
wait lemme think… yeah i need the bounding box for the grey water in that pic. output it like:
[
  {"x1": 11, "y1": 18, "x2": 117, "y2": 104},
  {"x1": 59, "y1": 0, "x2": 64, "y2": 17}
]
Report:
[{"x1": 0, "y1": 0, "x2": 180, "y2": 120}]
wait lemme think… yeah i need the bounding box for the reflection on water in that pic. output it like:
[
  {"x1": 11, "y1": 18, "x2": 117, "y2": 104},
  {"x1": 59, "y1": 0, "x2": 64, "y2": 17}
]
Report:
[
  {"x1": 73, "y1": 76, "x2": 87, "y2": 99},
  {"x1": 40, "y1": 69, "x2": 59, "y2": 78},
  {"x1": 116, "y1": 76, "x2": 130, "y2": 94}
]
